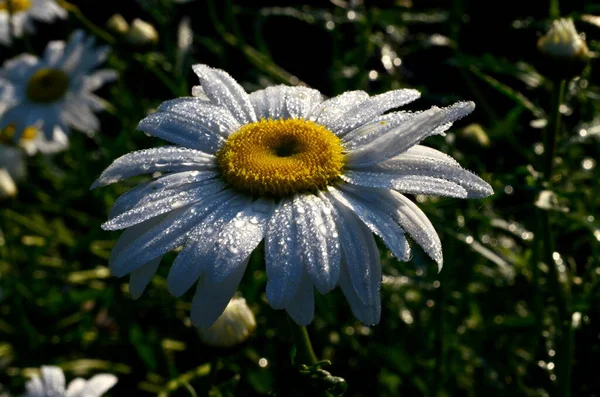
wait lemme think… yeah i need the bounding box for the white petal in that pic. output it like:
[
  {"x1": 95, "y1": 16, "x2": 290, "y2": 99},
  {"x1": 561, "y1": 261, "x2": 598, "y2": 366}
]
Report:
[
  {"x1": 166, "y1": 190, "x2": 243, "y2": 297},
  {"x1": 191, "y1": 258, "x2": 249, "y2": 328},
  {"x1": 284, "y1": 269, "x2": 314, "y2": 326},
  {"x1": 265, "y1": 198, "x2": 303, "y2": 309},
  {"x1": 108, "y1": 203, "x2": 208, "y2": 277},
  {"x1": 347, "y1": 186, "x2": 443, "y2": 269},
  {"x1": 41, "y1": 366, "x2": 66, "y2": 395},
  {"x1": 402, "y1": 145, "x2": 461, "y2": 166},
  {"x1": 345, "y1": 101, "x2": 474, "y2": 167},
  {"x1": 328, "y1": 89, "x2": 421, "y2": 137},
  {"x1": 326, "y1": 195, "x2": 381, "y2": 307},
  {"x1": 108, "y1": 170, "x2": 218, "y2": 219},
  {"x1": 341, "y1": 172, "x2": 469, "y2": 198},
  {"x1": 167, "y1": 190, "x2": 252, "y2": 296},
  {"x1": 24, "y1": 376, "x2": 44, "y2": 397},
  {"x1": 325, "y1": 186, "x2": 411, "y2": 262},
  {"x1": 77, "y1": 374, "x2": 118, "y2": 397},
  {"x1": 293, "y1": 194, "x2": 340, "y2": 294},
  {"x1": 91, "y1": 147, "x2": 216, "y2": 188},
  {"x1": 310, "y1": 90, "x2": 369, "y2": 127},
  {"x1": 342, "y1": 111, "x2": 414, "y2": 149},
  {"x1": 350, "y1": 154, "x2": 493, "y2": 198},
  {"x1": 339, "y1": 254, "x2": 381, "y2": 325},
  {"x1": 192, "y1": 64, "x2": 256, "y2": 124},
  {"x1": 156, "y1": 97, "x2": 240, "y2": 137},
  {"x1": 102, "y1": 179, "x2": 225, "y2": 231},
  {"x1": 208, "y1": 198, "x2": 275, "y2": 283},
  {"x1": 64, "y1": 378, "x2": 86, "y2": 397},
  {"x1": 84, "y1": 69, "x2": 118, "y2": 91},
  {"x1": 249, "y1": 86, "x2": 286, "y2": 119},
  {"x1": 129, "y1": 257, "x2": 161, "y2": 299}
]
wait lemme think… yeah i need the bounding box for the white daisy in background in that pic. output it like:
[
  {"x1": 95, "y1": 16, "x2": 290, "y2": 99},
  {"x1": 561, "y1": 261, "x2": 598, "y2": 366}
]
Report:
[
  {"x1": 0, "y1": 0, "x2": 67, "y2": 46},
  {"x1": 94, "y1": 64, "x2": 493, "y2": 327},
  {"x1": 0, "y1": 30, "x2": 116, "y2": 142},
  {"x1": 22, "y1": 366, "x2": 117, "y2": 397},
  {"x1": 0, "y1": 142, "x2": 24, "y2": 198}
]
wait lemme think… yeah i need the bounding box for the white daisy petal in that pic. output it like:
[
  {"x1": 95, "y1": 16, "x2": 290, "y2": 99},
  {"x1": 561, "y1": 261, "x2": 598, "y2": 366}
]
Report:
[
  {"x1": 338, "y1": 252, "x2": 381, "y2": 325},
  {"x1": 137, "y1": 111, "x2": 226, "y2": 153},
  {"x1": 342, "y1": 110, "x2": 414, "y2": 149},
  {"x1": 41, "y1": 366, "x2": 66, "y2": 395},
  {"x1": 345, "y1": 101, "x2": 475, "y2": 166},
  {"x1": 129, "y1": 257, "x2": 161, "y2": 299},
  {"x1": 108, "y1": 205, "x2": 203, "y2": 277},
  {"x1": 84, "y1": 69, "x2": 118, "y2": 91},
  {"x1": 327, "y1": 195, "x2": 381, "y2": 308},
  {"x1": 265, "y1": 198, "x2": 303, "y2": 309},
  {"x1": 326, "y1": 187, "x2": 411, "y2": 262},
  {"x1": 24, "y1": 376, "x2": 44, "y2": 397},
  {"x1": 348, "y1": 186, "x2": 444, "y2": 270},
  {"x1": 402, "y1": 145, "x2": 462, "y2": 166},
  {"x1": 64, "y1": 378, "x2": 86, "y2": 397},
  {"x1": 208, "y1": 198, "x2": 276, "y2": 283},
  {"x1": 341, "y1": 172, "x2": 469, "y2": 198},
  {"x1": 310, "y1": 90, "x2": 369, "y2": 127},
  {"x1": 284, "y1": 269, "x2": 315, "y2": 326},
  {"x1": 352, "y1": 154, "x2": 493, "y2": 198},
  {"x1": 191, "y1": 258, "x2": 249, "y2": 328},
  {"x1": 102, "y1": 179, "x2": 225, "y2": 231},
  {"x1": 108, "y1": 170, "x2": 218, "y2": 219},
  {"x1": 328, "y1": 89, "x2": 421, "y2": 137},
  {"x1": 77, "y1": 374, "x2": 118, "y2": 397},
  {"x1": 282, "y1": 86, "x2": 323, "y2": 119},
  {"x1": 156, "y1": 97, "x2": 241, "y2": 137},
  {"x1": 91, "y1": 147, "x2": 216, "y2": 188},
  {"x1": 166, "y1": 191, "x2": 243, "y2": 297},
  {"x1": 192, "y1": 64, "x2": 256, "y2": 124},
  {"x1": 249, "y1": 86, "x2": 286, "y2": 119},
  {"x1": 293, "y1": 194, "x2": 341, "y2": 294}
]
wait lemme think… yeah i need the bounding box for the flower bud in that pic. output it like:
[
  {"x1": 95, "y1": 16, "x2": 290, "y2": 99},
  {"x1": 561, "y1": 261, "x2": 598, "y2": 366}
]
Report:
[
  {"x1": 126, "y1": 18, "x2": 159, "y2": 45},
  {"x1": 0, "y1": 169, "x2": 16, "y2": 199},
  {"x1": 107, "y1": 14, "x2": 129, "y2": 35},
  {"x1": 197, "y1": 296, "x2": 256, "y2": 348},
  {"x1": 536, "y1": 18, "x2": 589, "y2": 80}
]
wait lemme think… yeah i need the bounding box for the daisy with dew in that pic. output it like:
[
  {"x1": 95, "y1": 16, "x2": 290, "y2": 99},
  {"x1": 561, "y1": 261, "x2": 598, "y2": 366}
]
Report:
[
  {"x1": 0, "y1": 30, "x2": 116, "y2": 143},
  {"x1": 0, "y1": 0, "x2": 66, "y2": 46},
  {"x1": 22, "y1": 366, "x2": 117, "y2": 397},
  {"x1": 94, "y1": 64, "x2": 493, "y2": 328}
]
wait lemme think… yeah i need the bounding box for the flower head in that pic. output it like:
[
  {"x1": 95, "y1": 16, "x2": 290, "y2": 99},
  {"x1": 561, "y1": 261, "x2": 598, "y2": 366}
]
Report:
[
  {"x1": 95, "y1": 64, "x2": 492, "y2": 327},
  {"x1": 23, "y1": 366, "x2": 117, "y2": 397},
  {"x1": 198, "y1": 296, "x2": 256, "y2": 347},
  {"x1": 538, "y1": 18, "x2": 589, "y2": 60},
  {"x1": 0, "y1": 0, "x2": 66, "y2": 46},
  {"x1": 0, "y1": 30, "x2": 116, "y2": 142}
]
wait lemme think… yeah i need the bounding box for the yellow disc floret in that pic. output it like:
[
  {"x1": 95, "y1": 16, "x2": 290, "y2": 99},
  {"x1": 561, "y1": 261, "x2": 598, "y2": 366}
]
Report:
[
  {"x1": 217, "y1": 118, "x2": 345, "y2": 197},
  {"x1": 0, "y1": 0, "x2": 31, "y2": 12},
  {"x1": 1, "y1": 124, "x2": 37, "y2": 143},
  {"x1": 26, "y1": 68, "x2": 69, "y2": 103}
]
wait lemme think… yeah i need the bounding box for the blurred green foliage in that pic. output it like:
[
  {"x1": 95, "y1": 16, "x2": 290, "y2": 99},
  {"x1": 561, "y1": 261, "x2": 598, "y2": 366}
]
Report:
[{"x1": 1, "y1": 0, "x2": 600, "y2": 396}]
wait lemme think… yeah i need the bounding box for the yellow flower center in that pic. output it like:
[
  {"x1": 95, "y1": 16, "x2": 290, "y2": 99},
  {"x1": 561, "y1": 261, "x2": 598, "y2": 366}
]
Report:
[
  {"x1": 0, "y1": 124, "x2": 37, "y2": 143},
  {"x1": 26, "y1": 68, "x2": 69, "y2": 103},
  {"x1": 0, "y1": 0, "x2": 31, "y2": 12},
  {"x1": 216, "y1": 119, "x2": 345, "y2": 197}
]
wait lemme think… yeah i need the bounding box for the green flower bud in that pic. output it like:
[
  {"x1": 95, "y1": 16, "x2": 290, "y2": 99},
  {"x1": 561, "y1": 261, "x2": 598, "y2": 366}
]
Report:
[{"x1": 536, "y1": 18, "x2": 589, "y2": 80}]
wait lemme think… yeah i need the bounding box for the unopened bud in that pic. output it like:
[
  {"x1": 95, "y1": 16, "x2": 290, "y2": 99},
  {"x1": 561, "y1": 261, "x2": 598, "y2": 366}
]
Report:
[
  {"x1": 126, "y1": 19, "x2": 159, "y2": 45},
  {"x1": 107, "y1": 14, "x2": 129, "y2": 35},
  {"x1": 536, "y1": 18, "x2": 589, "y2": 80},
  {"x1": 197, "y1": 296, "x2": 256, "y2": 348},
  {"x1": 0, "y1": 169, "x2": 16, "y2": 198}
]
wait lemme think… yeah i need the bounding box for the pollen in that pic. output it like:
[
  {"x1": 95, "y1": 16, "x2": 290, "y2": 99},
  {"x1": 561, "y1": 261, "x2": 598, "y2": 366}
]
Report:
[
  {"x1": 26, "y1": 68, "x2": 69, "y2": 103},
  {"x1": 1, "y1": 124, "x2": 37, "y2": 142},
  {"x1": 217, "y1": 118, "x2": 345, "y2": 197},
  {"x1": 0, "y1": 0, "x2": 31, "y2": 12}
]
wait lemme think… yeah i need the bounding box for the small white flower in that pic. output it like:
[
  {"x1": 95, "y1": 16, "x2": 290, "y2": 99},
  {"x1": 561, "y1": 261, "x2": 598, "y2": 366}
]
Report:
[
  {"x1": 198, "y1": 296, "x2": 256, "y2": 347},
  {"x1": 0, "y1": 30, "x2": 116, "y2": 142},
  {"x1": 22, "y1": 366, "x2": 117, "y2": 397},
  {"x1": 0, "y1": 0, "x2": 66, "y2": 46},
  {"x1": 95, "y1": 64, "x2": 493, "y2": 327}
]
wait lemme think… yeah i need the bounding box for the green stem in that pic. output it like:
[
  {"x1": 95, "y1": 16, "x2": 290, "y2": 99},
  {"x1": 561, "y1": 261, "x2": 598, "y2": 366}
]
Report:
[
  {"x1": 59, "y1": 0, "x2": 116, "y2": 45},
  {"x1": 287, "y1": 316, "x2": 318, "y2": 365},
  {"x1": 549, "y1": 0, "x2": 560, "y2": 19},
  {"x1": 543, "y1": 80, "x2": 565, "y2": 181}
]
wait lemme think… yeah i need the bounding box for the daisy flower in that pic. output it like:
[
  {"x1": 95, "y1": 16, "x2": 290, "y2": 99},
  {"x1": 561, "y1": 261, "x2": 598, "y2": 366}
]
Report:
[
  {"x1": 94, "y1": 64, "x2": 493, "y2": 327},
  {"x1": 0, "y1": 30, "x2": 116, "y2": 142},
  {"x1": 0, "y1": 0, "x2": 66, "y2": 46},
  {"x1": 22, "y1": 366, "x2": 117, "y2": 397}
]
